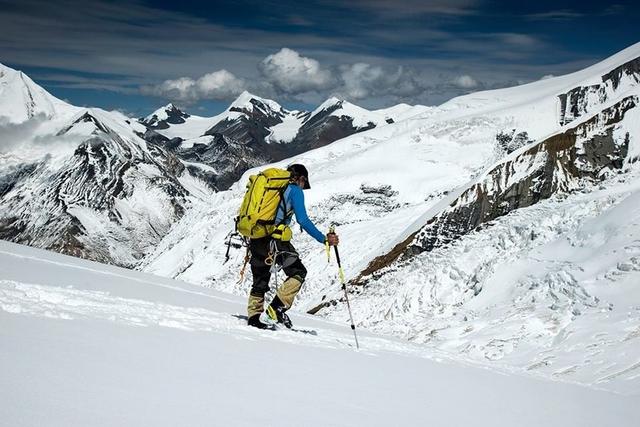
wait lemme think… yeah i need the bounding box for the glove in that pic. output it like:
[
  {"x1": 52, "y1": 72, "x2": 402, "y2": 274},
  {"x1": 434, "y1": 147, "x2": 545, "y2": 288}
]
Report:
[{"x1": 326, "y1": 233, "x2": 340, "y2": 246}]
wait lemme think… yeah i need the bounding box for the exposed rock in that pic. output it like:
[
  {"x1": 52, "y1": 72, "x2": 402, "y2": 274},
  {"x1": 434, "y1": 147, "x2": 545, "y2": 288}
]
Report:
[
  {"x1": 496, "y1": 130, "x2": 534, "y2": 154},
  {"x1": 356, "y1": 96, "x2": 636, "y2": 283},
  {"x1": 558, "y1": 57, "x2": 640, "y2": 126},
  {"x1": 360, "y1": 184, "x2": 398, "y2": 197},
  {"x1": 0, "y1": 111, "x2": 201, "y2": 267},
  {"x1": 139, "y1": 96, "x2": 383, "y2": 191},
  {"x1": 141, "y1": 103, "x2": 190, "y2": 129}
]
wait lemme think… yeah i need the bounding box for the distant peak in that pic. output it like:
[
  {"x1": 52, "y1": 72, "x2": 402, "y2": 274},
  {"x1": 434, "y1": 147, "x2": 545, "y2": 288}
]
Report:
[
  {"x1": 0, "y1": 62, "x2": 15, "y2": 73},
  {"x1": 309, "y1": 96, "x2": 345, "y2": 117},
  {"x1": 229, "y1": 90, "x2": 259, "y2": 108},
  {"x1": 325, "y1": 96, "x2": 343, "y2": 105},
  {"x1": 228, "y1": 90, "x2": 283, "y2": 114},
  {"x1": 143, "y1": 102, "x2": 189, "y2": 125}
]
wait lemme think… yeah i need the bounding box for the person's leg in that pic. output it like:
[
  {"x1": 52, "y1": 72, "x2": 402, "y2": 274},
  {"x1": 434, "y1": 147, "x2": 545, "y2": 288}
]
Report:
[
  {"x1": 247, "y1": 238, "x2": 272, "y2": 326},
  {"x1": 265, "y1": 241, "x2": 308, "y2": 327},
  {"x1": 276, "y1": 241, "x2": 307, "y2": 307}
]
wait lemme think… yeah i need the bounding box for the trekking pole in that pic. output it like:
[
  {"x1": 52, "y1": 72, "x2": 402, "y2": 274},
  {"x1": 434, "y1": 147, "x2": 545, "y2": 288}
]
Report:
[{"x1": 329, "y1": 225, "x2": 360, "y2": 350}]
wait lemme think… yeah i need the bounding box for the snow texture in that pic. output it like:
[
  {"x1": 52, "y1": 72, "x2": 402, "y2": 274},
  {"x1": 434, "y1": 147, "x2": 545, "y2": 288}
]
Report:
[{"x1": 0, "y1": 240, "x2": 636, "y2": 426}]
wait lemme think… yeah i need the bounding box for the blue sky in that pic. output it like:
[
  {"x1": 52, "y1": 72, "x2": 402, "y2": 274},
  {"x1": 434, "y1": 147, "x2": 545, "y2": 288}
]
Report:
[{"x1": 0, "y1": 0, "x2": 638, "y2": 117}]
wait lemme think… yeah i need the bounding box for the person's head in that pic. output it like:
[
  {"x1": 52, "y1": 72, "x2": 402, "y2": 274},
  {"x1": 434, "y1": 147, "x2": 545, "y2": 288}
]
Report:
[{"x1": 287, "y1": 164, "x2": 311, "y2": 189}]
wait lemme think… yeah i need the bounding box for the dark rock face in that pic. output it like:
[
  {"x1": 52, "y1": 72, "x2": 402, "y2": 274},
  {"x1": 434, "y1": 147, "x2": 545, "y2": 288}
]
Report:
[
  {"x1": 496, "y1": 130, "x2": 534, "y2": 154},
  {"x1": 141, "y1": 104, "x2": 190, "y2": 129},
  {"x1": 142, "y1": 98, "x2": 380, "y2": 191},
  {"x1": 357, "y1": 96, "x2": 636, "y2": 282},
  {"x1": 558, "y1": 57, "x2": 640, "y2": 126},
  {"x1": 410, "y1": 97, "x2": 634, "y2": 254},
  {"x1": 360, "y1": 184, "x2": 398, "y2": 198},
  {"x1": 291, "y1": 100, "x2": 375, "y2": 152},
  {"x1": 178, "y1": 134, "x2": 270, "y2": 190},
  {"x1": 0, "y1": 163, "x2": 38, "y2": 198},
  {"x1": 602, "y1": 57, "x2": 640, "y2": 90},
  {"x1": 205, "y1": 98, "x2": 285, "y2": 145},
  {"x1": 293, "y1": 114, "x2": 375, "y2": 152},
  {"x1": 0, "y1": 112, "x2": 194, "y2": 266}
]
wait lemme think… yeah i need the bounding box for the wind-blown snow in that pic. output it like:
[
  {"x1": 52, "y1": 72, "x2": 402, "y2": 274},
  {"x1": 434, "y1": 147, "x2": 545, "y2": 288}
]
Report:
[{"x1": 0, "y1": 240, "x2": 636, "y2": 426}]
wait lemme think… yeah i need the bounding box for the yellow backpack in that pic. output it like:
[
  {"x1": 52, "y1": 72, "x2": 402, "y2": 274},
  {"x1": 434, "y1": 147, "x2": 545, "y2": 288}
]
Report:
[{"x1": 236, "y1": 168, "x2": 292, "y2": 239}]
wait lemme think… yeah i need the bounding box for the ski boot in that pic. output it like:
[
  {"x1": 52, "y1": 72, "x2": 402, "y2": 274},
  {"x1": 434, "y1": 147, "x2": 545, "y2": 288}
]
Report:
[
  {"x1": 247, "y1": 313, "x2": 271, "y2": 329},
  {"x1": 260, "y1": 295, "x2": 292, "y2": 329}
]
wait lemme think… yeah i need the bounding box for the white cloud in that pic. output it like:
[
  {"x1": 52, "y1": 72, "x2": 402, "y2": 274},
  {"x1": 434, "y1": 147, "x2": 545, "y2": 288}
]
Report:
[
  {"x1": 339, "y1": 63, "x2": 384, "y2": 99},
  {"x1": 258, "y1": 48, "x2": 334, "y2": 94},
  {"x1": 540, "y1": 74, "x2": 555, "y2": 80},
  {"x1": 141, "y1": 70, "x2": 246, "y2": 103},
  {"x1": 525, "y1": 9, "x2": 583, "y2": 20},
  {"x1": 498, "y1": 33, "x2": 540, "y2": 48},
  {"x1": 453, "y1": 75, "x2": 478, "y2": 88},
  {"x1": 197, "y1": 70, "x2": 247, "y2": 98},
  {"x1": 337, "y1": 63, "x2": 424, "y2": 100}
]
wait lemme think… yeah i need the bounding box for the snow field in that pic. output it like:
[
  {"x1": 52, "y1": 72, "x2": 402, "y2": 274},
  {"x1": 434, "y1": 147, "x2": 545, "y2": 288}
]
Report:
[{"x1": 1, "y1": 240, "x2": 637, "y2": 426}]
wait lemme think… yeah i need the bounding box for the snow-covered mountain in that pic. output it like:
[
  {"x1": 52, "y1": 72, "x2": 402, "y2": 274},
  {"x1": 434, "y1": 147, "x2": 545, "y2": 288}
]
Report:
[
  {"x1": 0, "y1": 62, "x2": 75, "y2": 124},
  {"x1": 0, "y1": 63, "x2": 214, "y2": 267},
  {"x1": 141, "y1": 102, "x2": 190, "y2": 129},
  {"x1": 138, "y1": 91, "x2": 399, "y2": 189},
  {"x1": 140, "y1": 42, "x2": 640, "y2": 392}
]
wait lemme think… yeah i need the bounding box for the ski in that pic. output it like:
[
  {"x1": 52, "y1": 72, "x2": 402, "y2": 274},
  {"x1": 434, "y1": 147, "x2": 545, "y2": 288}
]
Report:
[{"x1": 232, "y1": 314, "x2": 317, "y2": 335}]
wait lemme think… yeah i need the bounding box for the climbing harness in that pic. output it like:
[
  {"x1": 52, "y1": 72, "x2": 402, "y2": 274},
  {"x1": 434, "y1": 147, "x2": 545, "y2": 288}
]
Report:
[{"x1": 264, "y1": 239, "x2": 300, "y2": 291}]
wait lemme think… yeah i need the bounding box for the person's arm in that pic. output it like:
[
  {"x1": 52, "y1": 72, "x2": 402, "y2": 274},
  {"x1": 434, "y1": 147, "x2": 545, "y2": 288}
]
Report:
[{"x1": 290, "y1": 185, "x2": 326, "y2": 244}]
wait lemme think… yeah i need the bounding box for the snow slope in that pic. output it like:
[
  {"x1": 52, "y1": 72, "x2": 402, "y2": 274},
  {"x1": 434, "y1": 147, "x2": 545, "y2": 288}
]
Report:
[
  {"x1": 324, "y1": 162, "x2": 640, "y2": 394},
  {"x1": 437, "y1": 41, "x2": 640, "y2": 138},
  {"x1": 146, "y1": 91, "x2": 286, "y2": 141},
  {"x1": 0, "y1": 240, "x2": 636, "y2": 426},
  {"x1": 0, "y1": 62, "x2": 78, "y2": 124},
  {"x1": 150, "y1": 108, "x2": 243, "y2": 140}
]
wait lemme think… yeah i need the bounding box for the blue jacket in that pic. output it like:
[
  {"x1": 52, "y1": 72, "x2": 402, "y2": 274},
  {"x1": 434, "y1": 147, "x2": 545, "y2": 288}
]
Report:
[{"x1": 275, "y1": 184, "x2": 325, "y2": 244}]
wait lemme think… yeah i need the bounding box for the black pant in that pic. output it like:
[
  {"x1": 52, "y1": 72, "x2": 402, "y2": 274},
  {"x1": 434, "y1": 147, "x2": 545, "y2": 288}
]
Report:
[{"x1": 249, "y1": 238, "x2": 307, "y2": 297}]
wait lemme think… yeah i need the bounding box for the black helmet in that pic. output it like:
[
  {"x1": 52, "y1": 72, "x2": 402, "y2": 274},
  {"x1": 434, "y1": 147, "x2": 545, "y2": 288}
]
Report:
[{"x1": 287, "y1": 163, "x2": 311, "y2": 189}]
